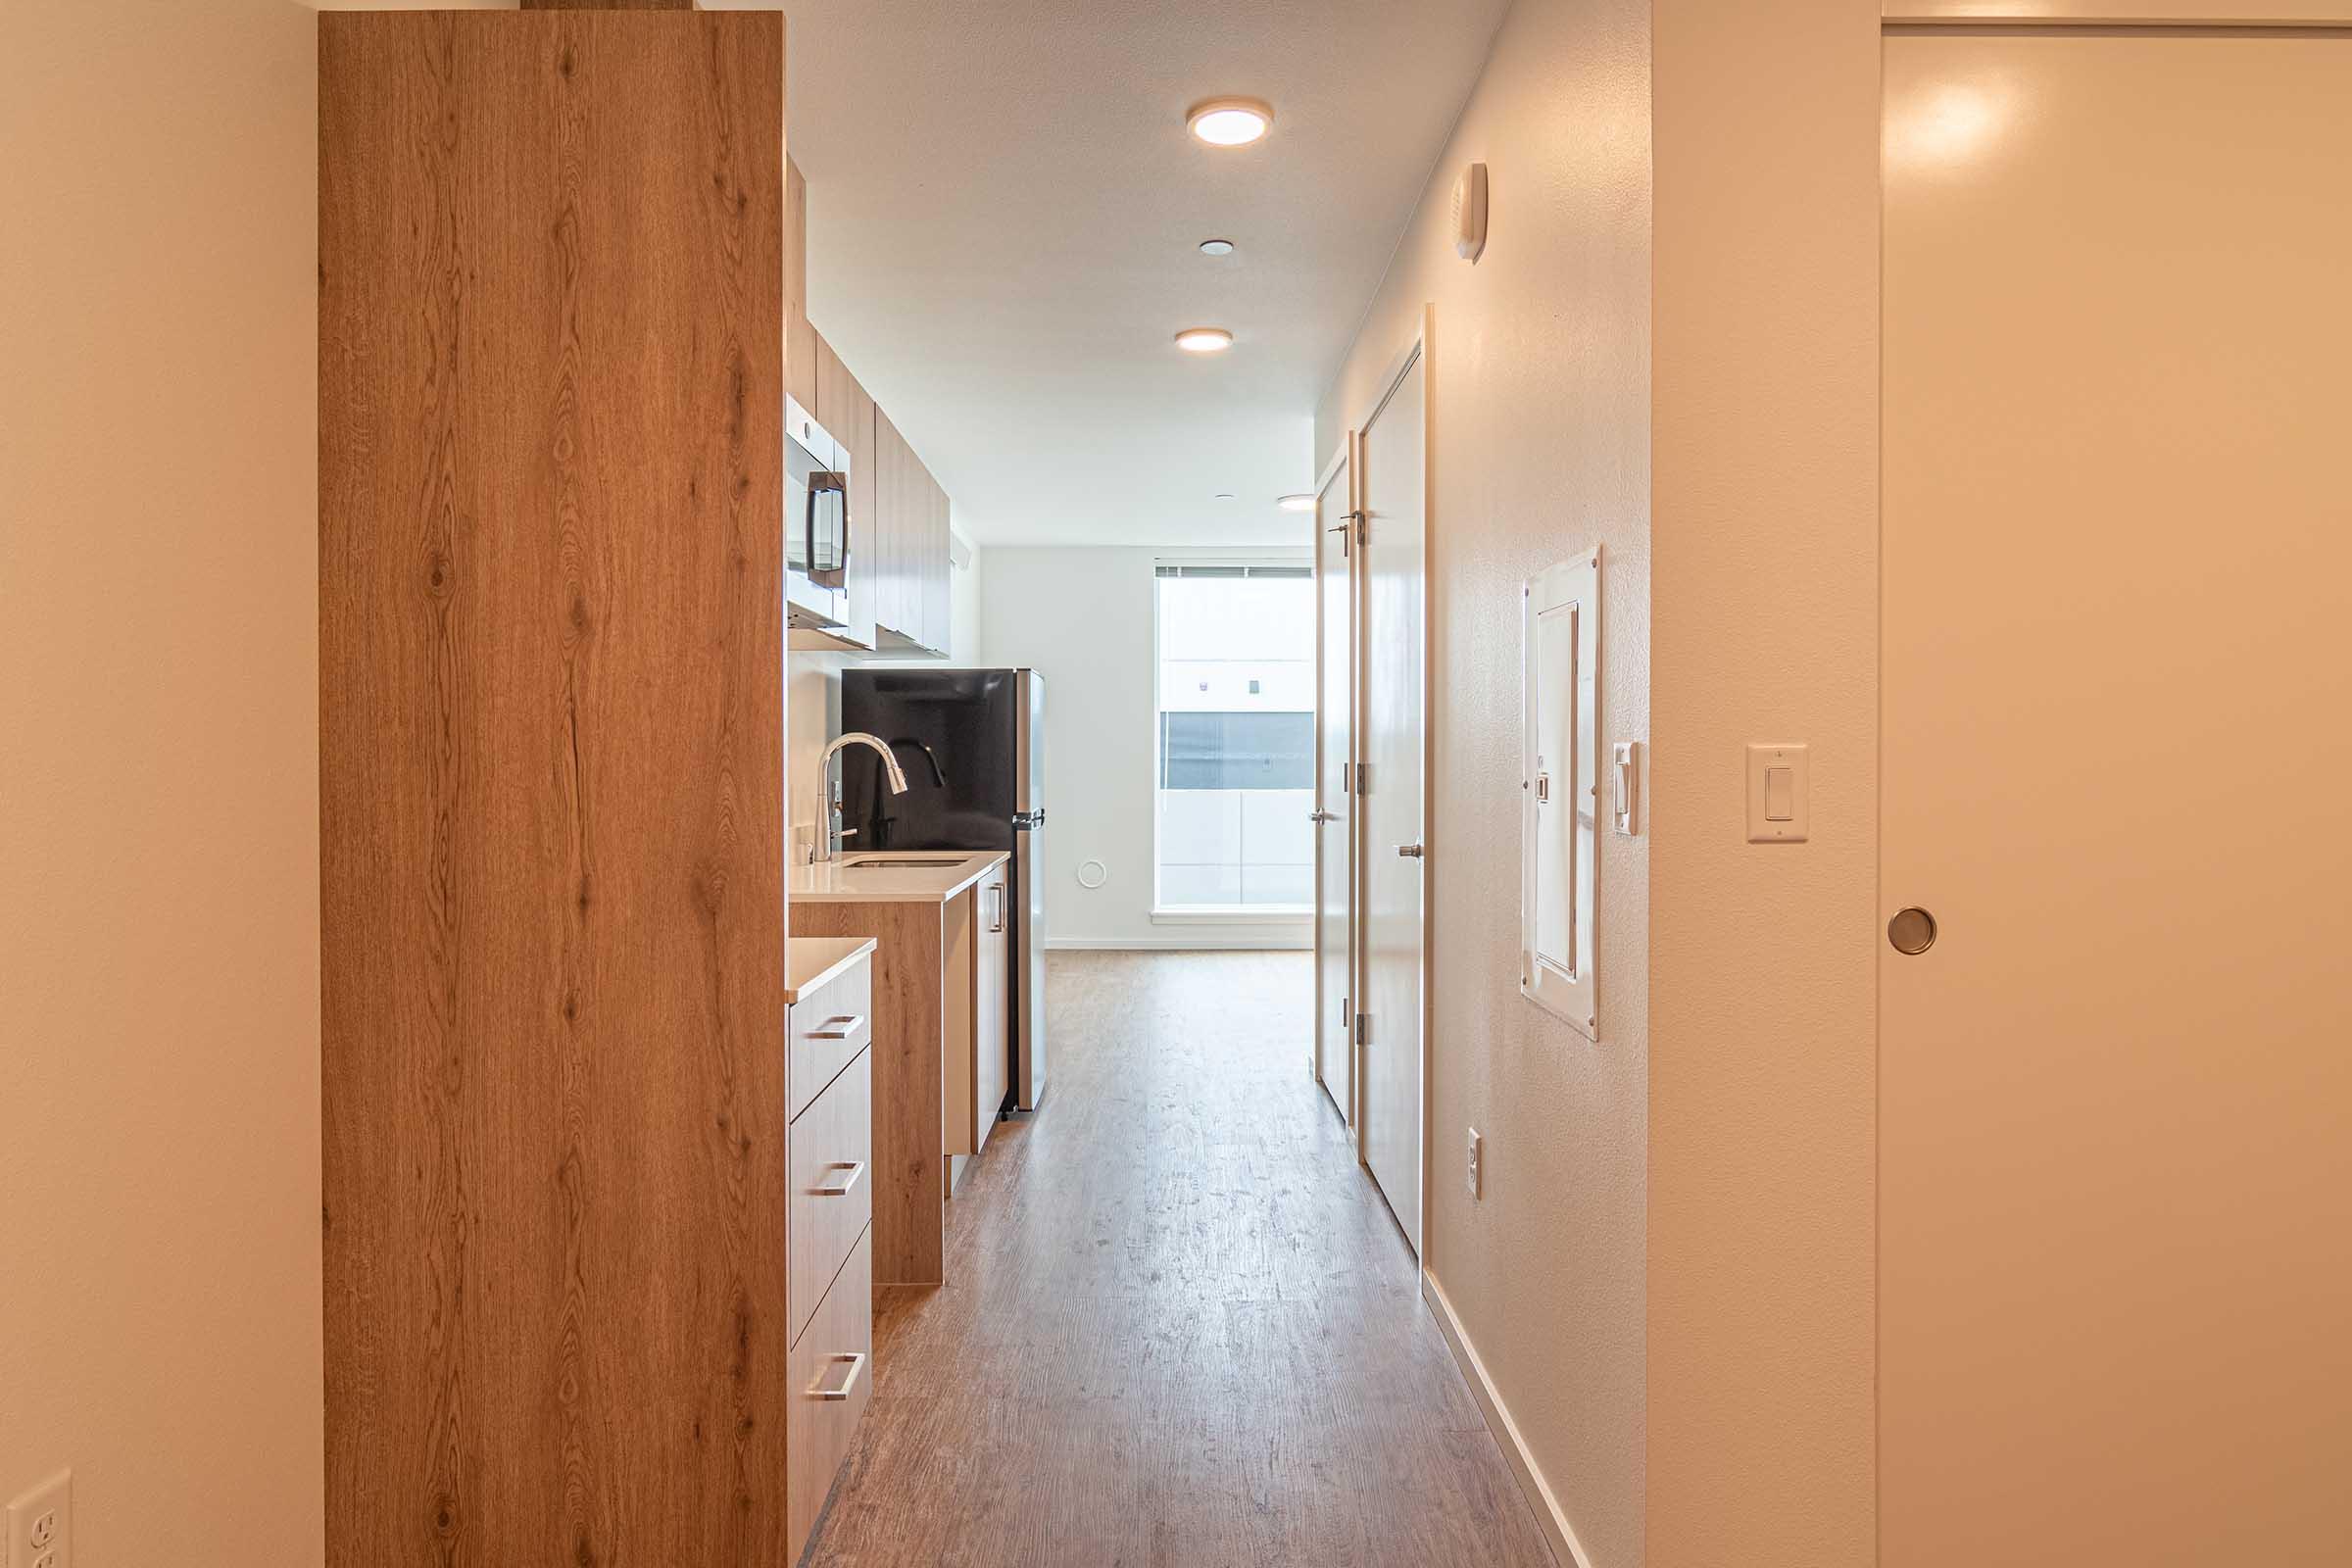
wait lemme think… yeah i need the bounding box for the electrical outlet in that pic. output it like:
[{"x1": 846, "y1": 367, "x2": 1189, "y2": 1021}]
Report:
[
  {"x1": 7, "y1": 1470, "x2": 71, "y2": 1568},
  {"x1": 1466, "y1": 1127, "x2": 1483, "y2": 1200}
]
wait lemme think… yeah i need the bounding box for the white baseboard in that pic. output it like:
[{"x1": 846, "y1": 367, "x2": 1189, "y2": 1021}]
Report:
[
  {"x1": 1421, "y1": 1269, "x2": 1596, "y2": 1568},
  {"x1": 1045, "y1": 935, "x2": 1312, "y2": 952}
]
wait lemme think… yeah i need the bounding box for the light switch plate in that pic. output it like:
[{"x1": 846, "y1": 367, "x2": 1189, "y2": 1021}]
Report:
[
  {"x1": 1611, "y1": 741, "x2": 1642, "y2": 835},
  {"x1": 1744, "y1": 743, "x2": 1809, "y2": 843}
]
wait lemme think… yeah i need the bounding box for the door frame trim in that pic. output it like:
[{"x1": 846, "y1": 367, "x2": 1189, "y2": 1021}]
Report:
[{"x1": 1310, "y1": 431, "x2": 1362, "y2": 1142}]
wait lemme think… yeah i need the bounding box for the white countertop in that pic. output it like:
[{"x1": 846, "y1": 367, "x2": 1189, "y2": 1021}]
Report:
[
  {"x1": 785, "y1": 935, "x2": 876, "y2": 1004},
  {"x1": 788, "y1": 850, "x2": 1007, "y2": 906}
]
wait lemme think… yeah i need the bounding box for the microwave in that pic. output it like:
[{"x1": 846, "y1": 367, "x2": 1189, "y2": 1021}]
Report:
[{"x1": 785, "y1": 395, "x2": 852, "y2": 634}]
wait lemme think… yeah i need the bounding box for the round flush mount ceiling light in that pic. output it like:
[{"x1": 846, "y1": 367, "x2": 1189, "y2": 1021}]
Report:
[
  {"x1": 1174, "y1": 326, "x2": 1234, "y2": 354},
  {"x1": 1187, "y1": 97, "x2": 1274, "y2": 148},
  {"x1": 1199, "y1": 238, "x2": 1237, "y2": 257},
  {"x1": 1278, "y1": 493, "x2": 1316, "y2": 513}
]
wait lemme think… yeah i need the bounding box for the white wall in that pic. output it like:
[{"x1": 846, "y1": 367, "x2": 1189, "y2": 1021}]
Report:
[
  {"x1": 1312, "y1": 0, "x2": 1650, "y2": 1562},
  {"x1": 980, "y1": 547, "x2": 1313, "y2": 950},
  {"x1": 0, "y1": 1, "x2": 325, "y2": 1560},
  {"x1": 1646, "y1": 3, "x2": 1880, "y2": 1564}
]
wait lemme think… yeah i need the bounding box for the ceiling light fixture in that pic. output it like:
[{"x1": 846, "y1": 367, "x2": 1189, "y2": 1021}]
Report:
[
  {"x1": 1199, "y1": 238, "x2": 1236, "y2": 257},
  {"x1": 1174, "y1": 326, "x2": 1234, "y2": 354},
  {"x1": 1214, "y1": 493, "x2": 1239, "y2": 502},
  {"x1": 1278, "y1": 493, "x2": 1316, "y2": 513},
  {"x1": 1187, "y1": 97, "x2": 1273, "y2": 148}
]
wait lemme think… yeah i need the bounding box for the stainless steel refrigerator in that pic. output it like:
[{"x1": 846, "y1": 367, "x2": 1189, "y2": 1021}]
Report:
[{"x1": 841, "y1": 668, "x2": 1047, "y2": 1111}]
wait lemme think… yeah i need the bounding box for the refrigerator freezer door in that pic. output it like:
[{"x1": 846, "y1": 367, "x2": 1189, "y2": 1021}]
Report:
[
  {"x1": 1013, "y1": 822, "x2": 1046, "y2": 1111},
  {"x1": 1013, "y1": 670, "x2": 1047, "y2": 1109}
]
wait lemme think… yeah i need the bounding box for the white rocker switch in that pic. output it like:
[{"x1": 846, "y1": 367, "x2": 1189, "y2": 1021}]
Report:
[{"x1": 1746, "y1": 743, "x2": 1809, "y2": 843}]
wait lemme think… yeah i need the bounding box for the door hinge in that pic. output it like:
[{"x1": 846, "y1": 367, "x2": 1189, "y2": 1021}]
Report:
[{"x1": 1353, "y1": 1012, "x2": 1370, "y2": 1047}]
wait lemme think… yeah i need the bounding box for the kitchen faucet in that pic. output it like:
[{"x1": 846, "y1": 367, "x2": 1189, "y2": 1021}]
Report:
[{"x1": 815, "y1": 732, "x2": 908, "y2": 863}]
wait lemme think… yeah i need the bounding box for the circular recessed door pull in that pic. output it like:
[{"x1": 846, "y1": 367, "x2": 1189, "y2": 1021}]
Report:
[{"x1": 1887, "y1": 906, "x2": 1937, "y2": 956}]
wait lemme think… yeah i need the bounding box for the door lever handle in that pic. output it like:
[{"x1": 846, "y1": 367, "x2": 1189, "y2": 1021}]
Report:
[
  {"x1": 1309, "y1": 809, "x2": 1338, "y2": 823},
  {"x1": 1396, "y1": 844, "x2": 1425, "y2": 858}
]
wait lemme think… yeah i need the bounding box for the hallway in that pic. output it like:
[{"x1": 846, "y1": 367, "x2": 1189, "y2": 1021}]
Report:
[{"x1": 804, "y1": 951, "x2": 1555, "y2": 1567}]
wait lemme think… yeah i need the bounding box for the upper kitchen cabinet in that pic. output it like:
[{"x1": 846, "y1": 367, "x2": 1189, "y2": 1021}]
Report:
[
  {"x1": 786, "y1": 156, "x2": 816, "y2": 415},
  {"x1": 868, "y1": 402, "x2": 954, "y2": 659},
  {"x1": 791, "y1": 329, "x2": 876, "y2": 651}
]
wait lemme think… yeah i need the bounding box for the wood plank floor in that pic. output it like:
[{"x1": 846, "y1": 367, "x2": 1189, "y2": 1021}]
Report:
[{"x1": 804, "y1": 950, "x2": 1557, "y2": 1568}]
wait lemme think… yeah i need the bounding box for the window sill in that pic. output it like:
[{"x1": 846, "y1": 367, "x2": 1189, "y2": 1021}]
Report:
[{"x1": 1151, "y1": 907, "x2": 1313, "y2": 925}]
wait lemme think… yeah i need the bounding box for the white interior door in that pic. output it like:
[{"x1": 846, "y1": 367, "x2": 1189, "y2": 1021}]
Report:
[
  {"x1": 1883, "y1": 30, "x2": 2352, "y2": 1565},
  {"x1": 1313, "y1": 440, "x2": 1357, "y2": 1129},
  {"x1": 1356, "y1": 339, "x2": 1426, "y2": 1253}
]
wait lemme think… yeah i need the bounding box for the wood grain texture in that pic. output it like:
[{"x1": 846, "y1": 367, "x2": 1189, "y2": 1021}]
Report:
[
  {"x1": 802, "y1": 953, "x2": 1557, "y2": 1567},
  {"x1": 791, "y1": 900, "x2": 948, "y2": 1286},
  {"x1": 319, "y1": 11, "x2": 787, "y2": 1563}
]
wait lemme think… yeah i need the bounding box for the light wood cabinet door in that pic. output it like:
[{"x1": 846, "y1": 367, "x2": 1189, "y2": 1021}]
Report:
[
  {"x1": 872, "y1": 407, "x2": 913, "y2": 644},
  {"x1": 924, "y1": 468, "x2": 952, "y2": 656},
  {"x1": 785, "y1": 156, "x2": 815, "y2": 415},
  {"x1": 971, "y1": 871, "x2": 1008, "y2": 1152}
]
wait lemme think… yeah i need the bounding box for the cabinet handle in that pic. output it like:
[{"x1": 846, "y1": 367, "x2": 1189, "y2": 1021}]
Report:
[
  {"x1": 807, "y1": 1013, "x2": 865, "y2": 1041},
  {"x1": 988, "y1": 884, "x2": 1005, "y2": 934},
  {"x1": 810, "y1": 1160, "x2": 865, "y2": 1197},
  {"x1": 806, "y1": 1351, "x2": 867, "y2": 1401}
]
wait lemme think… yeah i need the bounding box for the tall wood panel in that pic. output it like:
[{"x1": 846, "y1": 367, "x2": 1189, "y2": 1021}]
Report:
[{"x1": 319, "y1": 11, "x2": 791, "y2": 1563}]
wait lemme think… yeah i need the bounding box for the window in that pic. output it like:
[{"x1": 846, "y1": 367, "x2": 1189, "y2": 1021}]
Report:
[{"x1": 1153, "y1": 564, "x2": 1315, "y2": 913}]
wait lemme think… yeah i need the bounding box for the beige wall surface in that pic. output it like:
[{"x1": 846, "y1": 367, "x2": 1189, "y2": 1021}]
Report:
[
  {"x1": 1647, "y1": 1, "x2": 1881, "y2": 1565},
  {"x1": 1313, "y1": 0, "x2": 1652, "y2": 1560},
  {"x1": 0, "y1": 2, "x2": 323, "y2": 1562}
]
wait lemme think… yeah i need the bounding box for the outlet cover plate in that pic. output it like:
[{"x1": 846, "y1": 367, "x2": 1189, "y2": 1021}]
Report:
[{"x1": 8, "y1": 1470, "x2": 71, "y2": 1568}]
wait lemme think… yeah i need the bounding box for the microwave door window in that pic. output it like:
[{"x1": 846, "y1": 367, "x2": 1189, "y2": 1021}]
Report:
[
  {"x1": 785, "y1": 445, "x2": 814, "y2": 573},
  {"x1": 810, "y1": 472, "x2": 848, "y2": 585}
]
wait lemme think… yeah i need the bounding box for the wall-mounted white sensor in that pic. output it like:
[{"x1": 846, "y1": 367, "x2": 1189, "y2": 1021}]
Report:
[{"x1": 1452, "y1": 162, "x2": 1489, "y2": 261}]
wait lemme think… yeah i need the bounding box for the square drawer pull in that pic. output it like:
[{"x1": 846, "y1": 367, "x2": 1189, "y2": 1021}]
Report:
[
  {"x1": 810, "y1": 1160, "x2": 866, "y2": 1197},
  {"x1": 807, "y1": 1013, "x2": 865, "y2": 1041},
  {"x1": 807, "y1": 1351, "x2": 867, "y2": 1401}
]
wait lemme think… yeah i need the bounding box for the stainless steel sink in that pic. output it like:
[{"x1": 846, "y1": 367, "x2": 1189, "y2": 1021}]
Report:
[{"x1": 842, "y1": 855, "x2": 968, "y2": 869}]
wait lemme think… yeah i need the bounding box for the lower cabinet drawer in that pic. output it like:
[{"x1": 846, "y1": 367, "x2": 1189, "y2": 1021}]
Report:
[
  {"x1": 788, "y1": 1048, "x2": 872, "y2": 1347},
  {"x1": 790, "y1": 956, "x2": 872, "y2": 1121},
  {"x1": 787, "y1": 1224, "x2": 872, "y2": 1562}
]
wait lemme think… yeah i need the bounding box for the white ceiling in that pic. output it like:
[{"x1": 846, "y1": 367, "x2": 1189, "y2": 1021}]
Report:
[{"x1": 719, "y1": 0, "x2": 1509, "y2": 547}]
